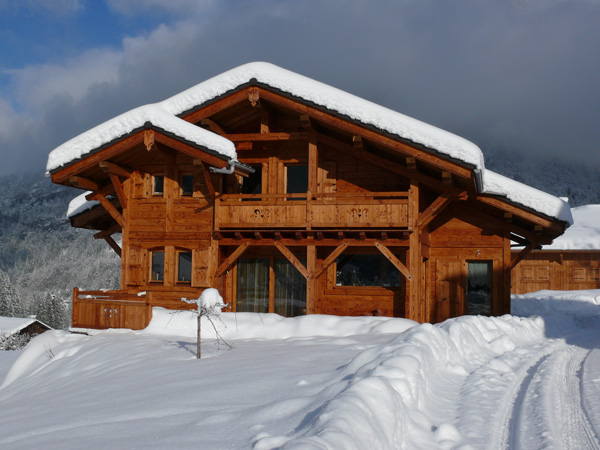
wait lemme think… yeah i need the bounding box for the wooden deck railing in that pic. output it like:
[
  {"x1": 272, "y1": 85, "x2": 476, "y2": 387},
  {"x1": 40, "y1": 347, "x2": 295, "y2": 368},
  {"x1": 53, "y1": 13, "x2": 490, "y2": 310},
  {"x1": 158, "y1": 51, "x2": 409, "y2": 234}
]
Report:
[
  {"x1": 72, "y1": 288, "x2": 151, "y2": 330},
  {"x1": 215, "y1": 191, "x2": 409, "y2": 229}
]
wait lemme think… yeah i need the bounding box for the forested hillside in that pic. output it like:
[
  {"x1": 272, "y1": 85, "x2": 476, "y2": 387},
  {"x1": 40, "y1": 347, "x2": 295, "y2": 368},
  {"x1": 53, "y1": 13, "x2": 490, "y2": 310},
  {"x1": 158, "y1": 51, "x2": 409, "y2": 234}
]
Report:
[
  {"x1": 0, "y1": 173, "x2": 119, "y2": 329},
  {"x1": 0, "y1": 151, "x2": 598, "y2": 329}
]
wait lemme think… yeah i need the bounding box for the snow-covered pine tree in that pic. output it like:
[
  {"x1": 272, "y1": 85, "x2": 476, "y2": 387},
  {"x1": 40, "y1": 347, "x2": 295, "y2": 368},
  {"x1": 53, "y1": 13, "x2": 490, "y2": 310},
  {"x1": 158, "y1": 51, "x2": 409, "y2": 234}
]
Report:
[
  {"x1": 35, "y1": 292, "x2": 66, "y2": 329},
  {"x1": 0, "y1": 269, "x2": 23, "y2": 317}
]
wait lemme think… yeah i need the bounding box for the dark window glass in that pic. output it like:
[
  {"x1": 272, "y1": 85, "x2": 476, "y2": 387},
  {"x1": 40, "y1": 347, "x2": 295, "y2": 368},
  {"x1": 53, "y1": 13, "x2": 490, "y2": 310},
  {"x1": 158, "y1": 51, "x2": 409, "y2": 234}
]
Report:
[
  {"x1": 336, "y1": 254, "x2": 400, "y2": 287},
  {"x1": 466, "y1": 261, "x2": 492, "y2": 315},
  {"x1": 178, "y1": 252, "x2": 192, "y2": 282},
  {"x1": 241, "y1": 167, "x2": 262, "y2": 195},
  {"x1": 151, "y1": 251, "x2": 164, "y2": 282},
  {"x1": 274, "y1": 258, "x2": 306, "y2": 317},
  {"x1": 287, "y1": 165, "x2": 308, "y2": 195},
  {"x1": 153, "y1": 175, "x2": 164, "y2": 195},
  {"x1": 236, "y1": 258, "x2": 269, "y2": 312},
  {"x1": 181, "y1": 175, "x2": 194, "y2": 196}
]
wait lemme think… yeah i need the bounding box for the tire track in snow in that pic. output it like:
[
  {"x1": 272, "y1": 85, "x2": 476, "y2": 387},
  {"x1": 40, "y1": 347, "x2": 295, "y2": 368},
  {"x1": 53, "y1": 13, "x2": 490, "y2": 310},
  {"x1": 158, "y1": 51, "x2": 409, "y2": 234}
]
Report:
[{"x1": 505, "y1": 345, "x2": 600, "y2": 450}]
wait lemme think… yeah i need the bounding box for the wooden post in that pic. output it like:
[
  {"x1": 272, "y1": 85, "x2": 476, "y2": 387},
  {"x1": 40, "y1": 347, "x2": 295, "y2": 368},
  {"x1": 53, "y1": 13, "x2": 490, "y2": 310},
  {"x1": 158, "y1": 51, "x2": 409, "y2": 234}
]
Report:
[
  {"x1": 408, "y1": 180, "x2": 422, "y2": 322},
  {"x1": 197, "y1": 314, "x2": 202, "y2": 359},
  {"x1": 306, "y1": 245, "x2": 317, "y2": 314}
]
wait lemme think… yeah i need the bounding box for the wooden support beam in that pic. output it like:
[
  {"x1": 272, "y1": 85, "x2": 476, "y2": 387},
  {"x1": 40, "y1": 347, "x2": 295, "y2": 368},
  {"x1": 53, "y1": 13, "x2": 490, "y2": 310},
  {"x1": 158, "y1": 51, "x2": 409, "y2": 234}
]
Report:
[
  {"x1": 274, "y1": 231, "x2": 282, "y2": 240},
  {"x1": 234, "y1": 232, "x2": 242, "y2": 240},
  {"x1": 99, "y1": 161, "x2": 131, "y2": 178},
  {"x1": 260, "y1": 109, "x2": 270, "y2": 134},
  {"x1": 300, "y1": 114, "x2": 311, "y2": 129},
  {"x1": 308, "y1": 132, "x2": 318, "y2": 193},
  {"x1": 380, "y1": 231, "x2": 388, "y2": 240},
  {"x1": 295, "y1": 232, "x2": 302, "y2": 240},
  {"x1": 274, "y1": 242, "x2": 308, "y2": 278},
  {"x1": 406, "y1": 157, "x2": 416, "y2": 170},
  {"x1": 442, "y1": 171, "x2": 452, "y2": 184},
  {"x1": 200, "y1": 118, "x2": 226, "y2": 135},
  {"x1": 254, "y1": 231, "x2": 262, "y2": 240},
  {"x1": 92, "y1": 223, "x2": 121, "y2": 240},
  {"x1": 509, "y1": 242, "x2": 541, "y2": 270},
  {"x1": 415, "y1": 193, "x2": 459, "y2": 230},
  {"x1": 108, "y1": 173, "x2": 127, "y2": 209},
  {"x1": 408, "y1": 180, "x2": 422, "y2": 321},
  {"x1": 359, "y1": 231, "x2": 366, "y2": 240},
  {"x1": 89, "y1": 193, "x2": 124, "y2": 228},
  {"x1": 313, "y1": 242, "x2": 349, "y2": 279},
  {"x1": 214, "y1": 242, "x2": 250, "y2": 277},
  {"x1": 316, "y1": 231, "x2": 324, "y2": 241},
  {"x1": 222, "y1": 132, "x2": 309, "y2": 142},
  {"x1": 249, "y1": 87, "x2": 260, "y2": 107},
  {"x1": 144, "y1": 129, "x2": 154, "y2": 151},
  {"x1": 337, "y1": 231, "x2": 344, "y2": 240},
  {"x1": 352, "y1": 135, "x2": 363, "y2": 149},
  {"x1": 197, "y1": 161, "x2": 216, "y2": 200},
  {"x1": 375, "y1": 242, "x2": 412, "y2": 281},
  {"x1": 103, "y1": 235, "x2": 122, "y2": 258},
  {"x1": 213, "y1": 231, "x2": 222, "y2": 240},
  {"x1": 69, "y1": 176, "x2": 98, "y2": 191}
]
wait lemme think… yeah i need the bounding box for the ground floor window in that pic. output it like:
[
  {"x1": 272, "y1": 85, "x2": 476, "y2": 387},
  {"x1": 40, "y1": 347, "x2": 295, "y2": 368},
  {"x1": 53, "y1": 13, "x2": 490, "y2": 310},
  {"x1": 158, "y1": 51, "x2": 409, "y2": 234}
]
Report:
[
  {"x1": 150, "y1": 251, "x2": 164, "y2": 282},
  {"x1": 466, "y1": 261, "x2": 492, "y2": 315},
  {"x1": 336, "y1": 254, "x2": 400, "y2": 287},
  {"x1": 236, "y1": 256, "x2": 306, "y2": 316},
  {"x1": 177, "y1": 251, "x2": 192, "y2": 283}
]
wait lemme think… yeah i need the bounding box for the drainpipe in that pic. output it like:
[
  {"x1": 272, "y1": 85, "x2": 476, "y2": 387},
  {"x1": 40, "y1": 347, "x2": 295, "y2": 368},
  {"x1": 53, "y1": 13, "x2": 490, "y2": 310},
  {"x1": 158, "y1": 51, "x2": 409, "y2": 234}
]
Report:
[
  {"x1": 209, "y1": 160, "x2": 236, "y2": 175},
  {"x1": 473, "y1": 168, "x2": 484, "y2": 193}
]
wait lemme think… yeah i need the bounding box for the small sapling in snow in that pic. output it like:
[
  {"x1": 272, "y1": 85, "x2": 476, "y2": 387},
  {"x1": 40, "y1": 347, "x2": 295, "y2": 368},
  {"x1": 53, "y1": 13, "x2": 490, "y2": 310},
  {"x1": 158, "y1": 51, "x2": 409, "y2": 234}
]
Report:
[{"x1": 181, "y1": 288, "x2": 232, "y2": 358}]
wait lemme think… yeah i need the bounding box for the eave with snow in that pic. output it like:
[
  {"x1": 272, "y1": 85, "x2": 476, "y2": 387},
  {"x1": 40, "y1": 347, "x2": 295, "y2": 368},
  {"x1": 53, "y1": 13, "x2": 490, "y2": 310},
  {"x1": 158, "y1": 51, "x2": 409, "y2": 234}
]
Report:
[{"x1": 47, "y1": 62, "x2": 571, "y2": 329}]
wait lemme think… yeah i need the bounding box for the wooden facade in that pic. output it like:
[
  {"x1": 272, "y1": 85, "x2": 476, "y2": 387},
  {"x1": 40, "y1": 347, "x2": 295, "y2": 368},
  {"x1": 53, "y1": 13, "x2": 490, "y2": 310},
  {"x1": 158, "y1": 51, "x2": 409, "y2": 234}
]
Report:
[
  {"x1": 512, "y1": 251, "x2": 600, "y2": 294},
  {"x1": 50, "y1": 75, "x2": 568, "y2": 329}
]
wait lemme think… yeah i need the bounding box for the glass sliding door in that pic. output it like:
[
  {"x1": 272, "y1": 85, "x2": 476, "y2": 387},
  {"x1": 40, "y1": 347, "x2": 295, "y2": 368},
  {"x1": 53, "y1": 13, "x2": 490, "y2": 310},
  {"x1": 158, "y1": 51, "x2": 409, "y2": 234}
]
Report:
[
  {"x1": 236, "y1": 258, "x2": 269, "y2": 312},
  {"x1": 274, "y1": 258, "x2": 306, "y2": 316},
  {"x1": 466, "y1": 261, "x2": 492, "y2": 315}
]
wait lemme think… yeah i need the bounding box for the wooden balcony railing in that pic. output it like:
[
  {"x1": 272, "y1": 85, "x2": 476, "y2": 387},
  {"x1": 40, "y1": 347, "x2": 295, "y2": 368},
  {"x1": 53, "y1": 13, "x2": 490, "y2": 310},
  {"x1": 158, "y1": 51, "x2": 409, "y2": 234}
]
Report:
[{"x1": 214, "y1": 191, "x2": 409, "y2": 230}]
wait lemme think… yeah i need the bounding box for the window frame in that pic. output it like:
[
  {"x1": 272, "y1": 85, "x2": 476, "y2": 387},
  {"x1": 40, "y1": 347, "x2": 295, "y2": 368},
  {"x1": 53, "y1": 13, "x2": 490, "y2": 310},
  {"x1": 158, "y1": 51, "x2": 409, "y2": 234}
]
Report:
[
  {"x1": 149, "y1": 249, "x2": 165, "y2": 283},
  {"x1": 176, "y1": 249, "x2": 193, "y2": 284},
  {"x1": 152, "y1": 174, "x2": 165, "y2": 197},
  {"x1": 180, "y1": 173, "x2": 194, "y2": 197}
]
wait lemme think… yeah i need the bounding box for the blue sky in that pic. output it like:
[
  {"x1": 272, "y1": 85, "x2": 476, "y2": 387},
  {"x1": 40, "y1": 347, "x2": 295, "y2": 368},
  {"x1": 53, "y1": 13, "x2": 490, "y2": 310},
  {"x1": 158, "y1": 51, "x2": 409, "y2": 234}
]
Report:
[{"x1": 1, "y1": 0, "x2": 599, "y2": 176}]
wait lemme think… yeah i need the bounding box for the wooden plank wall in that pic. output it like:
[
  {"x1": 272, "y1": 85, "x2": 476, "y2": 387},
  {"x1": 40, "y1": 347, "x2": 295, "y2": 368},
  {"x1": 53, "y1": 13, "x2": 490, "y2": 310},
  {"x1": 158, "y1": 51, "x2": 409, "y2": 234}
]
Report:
[{"x1": 511, "y1": 251, "x2": 600, "y2": 294}]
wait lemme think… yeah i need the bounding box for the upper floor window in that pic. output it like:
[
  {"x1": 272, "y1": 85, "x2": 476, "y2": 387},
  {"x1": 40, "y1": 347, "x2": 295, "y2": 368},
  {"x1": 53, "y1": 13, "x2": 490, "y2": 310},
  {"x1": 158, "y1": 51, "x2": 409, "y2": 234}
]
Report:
[
  {"x1": 180, "y1": 174, "x2": 194, "y2": 196},
  {"x1": 177, "y1": 251, "x2": 192, "y2": 283},
  {"x1": 153, "y1": 175, "x2": 164, "y2": 196},
  {"x1": 286, "y1": 165, "x2": 308, "y2": 195},
  {"x1": 241, "y1": 166, "x2": 262, "y2": 195},
  {"x1": 150, "y1": 251, "x2": 164, "y2": 282}
]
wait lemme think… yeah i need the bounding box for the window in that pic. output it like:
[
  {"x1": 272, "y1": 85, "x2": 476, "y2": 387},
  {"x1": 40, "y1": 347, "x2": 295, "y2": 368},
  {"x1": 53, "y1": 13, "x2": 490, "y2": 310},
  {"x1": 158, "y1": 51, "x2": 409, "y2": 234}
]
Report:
[
  {"x1": 181, "y1": 174, "x2": 194, "y2": 196},
  {"x1": 236, "y1": 257, "x2": 269, "y2": 313},
  {"x1": 286, "y1": 165, "x2": 308, "y2": 195},
  {"x1": 466, "y1": 261, "x2": 492, "y2": 316},
  {"x1": 336, "y1": 254, "x2": 400, "y2": 287},
  {"x1": 153, "y1": 175, "x2": 164, "y2": 196},
  {"x1": 177, "y1": 251, "x2": 192, "y2": 283},
  {"x1": 150, "y1": 251, "x2": 164, "y2": 282},
  {"x1": 241, "y1": 166, "x2": 262, "y2": 195}
]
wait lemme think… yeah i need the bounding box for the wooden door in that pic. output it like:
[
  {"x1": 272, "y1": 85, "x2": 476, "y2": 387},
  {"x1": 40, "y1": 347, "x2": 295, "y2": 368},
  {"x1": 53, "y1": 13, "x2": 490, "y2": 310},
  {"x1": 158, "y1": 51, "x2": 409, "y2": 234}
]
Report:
[{"x1": 435, "y1": 260, "x2": 464, "y2": 322}]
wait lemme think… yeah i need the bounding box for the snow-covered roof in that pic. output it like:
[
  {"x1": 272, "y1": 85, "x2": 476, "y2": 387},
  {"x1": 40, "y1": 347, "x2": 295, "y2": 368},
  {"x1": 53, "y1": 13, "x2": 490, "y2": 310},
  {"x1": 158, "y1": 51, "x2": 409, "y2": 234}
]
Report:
[
  {"x1": 481, "y1": 170, "x2": 573, "y2": 225},
  {"x1": 66, "y1": 191, "x2": 98, "y2": 219},
  {"x1": 0, "y1": 316, "x2": 50, "y2": 335},
  {"x1": 46, "y1": 104, "x2": 237, "y2": 174},
  {"x1": 542, "y1": 205, "x2": 600, "y2": 250},
  {"x1": 47, "y1": 61, "x2": 571, "y2": 224}
]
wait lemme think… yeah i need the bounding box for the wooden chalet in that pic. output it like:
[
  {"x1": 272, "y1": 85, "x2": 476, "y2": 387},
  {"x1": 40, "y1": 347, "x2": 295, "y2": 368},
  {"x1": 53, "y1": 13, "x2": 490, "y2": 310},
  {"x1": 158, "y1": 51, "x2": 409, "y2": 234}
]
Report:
[
  {"x1": 512, "y1": 204, "x2": 600, "y2": 294},
  {"x1": 47, "y1": 62, "x2": 572, "y2": 330}
]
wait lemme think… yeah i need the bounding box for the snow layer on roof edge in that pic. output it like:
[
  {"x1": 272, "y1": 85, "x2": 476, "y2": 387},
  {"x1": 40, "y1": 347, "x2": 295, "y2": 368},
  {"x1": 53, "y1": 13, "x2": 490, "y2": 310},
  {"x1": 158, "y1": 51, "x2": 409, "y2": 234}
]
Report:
[
  {"x1": 542, "y1": 205, "x2": 600, "y2": 249},
  {"x1": 46, "y1": 104, "x2": 237, "y2": 173},
  {"x1": 66, "y1": 191, "x2": 97, "y2": 218},
  {"x1": 163, "y1": 62, "x2": 485, "y2": 170},
  {"x1": 482, "y1": 170, "x2": 573, "y2": 225}
]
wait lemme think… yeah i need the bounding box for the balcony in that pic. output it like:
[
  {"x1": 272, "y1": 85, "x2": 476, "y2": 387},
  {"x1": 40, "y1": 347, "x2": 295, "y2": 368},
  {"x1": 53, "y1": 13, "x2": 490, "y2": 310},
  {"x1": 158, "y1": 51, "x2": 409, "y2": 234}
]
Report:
[{"x1": 214, "y1": 191, "x2": 409, "y2": 230}]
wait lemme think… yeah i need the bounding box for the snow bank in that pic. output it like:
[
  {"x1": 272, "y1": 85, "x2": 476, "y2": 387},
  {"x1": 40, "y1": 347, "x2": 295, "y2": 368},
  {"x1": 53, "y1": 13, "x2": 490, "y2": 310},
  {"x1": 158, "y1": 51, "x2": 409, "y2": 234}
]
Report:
[
  {"x1": 46, "y1": 103, "x2": 237, "y2": 173},
  {"x1": 542, "y1": 204, "x2": 600, "y2": 249},
  {"x1": 254, "y1": 315, "x2": 546, "y2": 449},
  {"x1": 512, "y1": 289, "x2": 600, "y2": 318},
  {"x1": 482, "y1": 170, "x2": 573, "y2": 224},
  {"x1": 144, "y1": 308, "x2": 417, "y2": 340}
]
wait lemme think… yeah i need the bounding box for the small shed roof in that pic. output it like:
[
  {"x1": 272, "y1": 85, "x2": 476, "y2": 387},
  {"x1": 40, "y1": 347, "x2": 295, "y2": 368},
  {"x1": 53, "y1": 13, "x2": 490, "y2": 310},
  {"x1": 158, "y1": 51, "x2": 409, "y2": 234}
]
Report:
[
  {"x1": 542, "y1": 205, "x2": 600, "y2": 250},
  {"x1": 0, "y1": 316, "x2": 51, "y2": 335}
]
